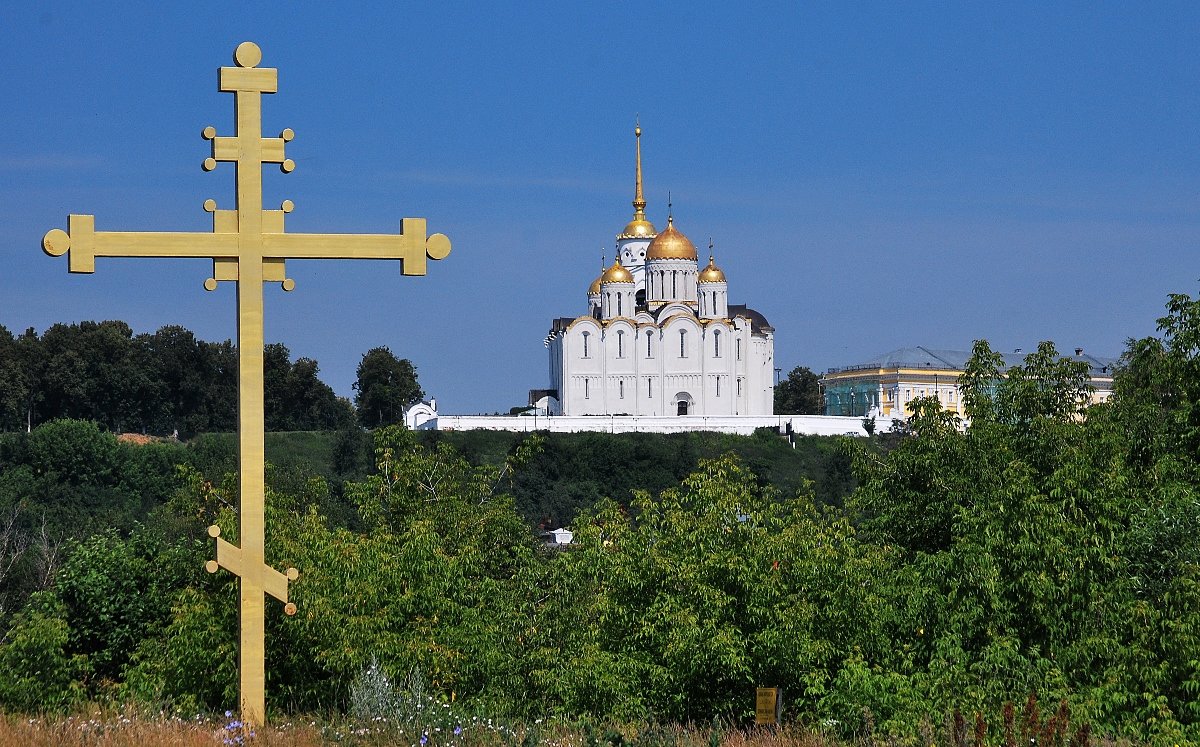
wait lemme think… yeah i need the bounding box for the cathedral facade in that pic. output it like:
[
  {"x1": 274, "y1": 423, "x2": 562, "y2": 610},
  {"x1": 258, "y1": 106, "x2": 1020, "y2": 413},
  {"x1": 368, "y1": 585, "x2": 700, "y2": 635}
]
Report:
[{"x1": 542, "y1": 125, "x2": 775, "y2": 417}]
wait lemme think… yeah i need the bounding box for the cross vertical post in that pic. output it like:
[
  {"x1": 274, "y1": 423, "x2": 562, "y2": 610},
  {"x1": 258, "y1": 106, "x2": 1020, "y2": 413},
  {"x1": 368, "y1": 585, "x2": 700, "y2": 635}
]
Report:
[{"x1": 41, "y1": 41, "x2": 451, "y2": 725}]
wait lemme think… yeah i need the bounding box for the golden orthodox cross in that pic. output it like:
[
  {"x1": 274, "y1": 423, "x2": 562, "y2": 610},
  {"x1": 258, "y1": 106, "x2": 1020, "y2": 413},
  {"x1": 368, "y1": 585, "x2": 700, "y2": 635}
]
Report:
[{"x1": 41, "y1": 41, "x2": 451, "y2": 724}]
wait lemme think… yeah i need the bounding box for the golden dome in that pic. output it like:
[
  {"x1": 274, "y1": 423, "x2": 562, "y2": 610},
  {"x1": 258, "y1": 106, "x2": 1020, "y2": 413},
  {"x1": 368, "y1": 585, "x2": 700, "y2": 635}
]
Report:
[
  {"x1": 588, "y1": 273, "x2": 603, "y2": 294},
  {"x1": 619, "y1": 218, "x2": 657, "y2": 239},
  {"x1": 601, "y1": 260, "x2": 633, "y2": 284},
  {"x1": 646, "y1": 217, "x2": 698, "y2": 261},
  {"x1": 698, "y1": 255, "x2": 726, "y2": 283}
]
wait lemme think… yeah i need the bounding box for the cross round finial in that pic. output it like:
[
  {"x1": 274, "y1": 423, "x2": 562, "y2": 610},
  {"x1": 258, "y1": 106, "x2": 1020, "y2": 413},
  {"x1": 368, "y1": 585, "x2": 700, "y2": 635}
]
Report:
[
  {"x1": 234, "y1": 42, "x2": 263, "y2": 68},
  {"x1": 43, "y1": 229, "x2": 71, "y2": 257}
]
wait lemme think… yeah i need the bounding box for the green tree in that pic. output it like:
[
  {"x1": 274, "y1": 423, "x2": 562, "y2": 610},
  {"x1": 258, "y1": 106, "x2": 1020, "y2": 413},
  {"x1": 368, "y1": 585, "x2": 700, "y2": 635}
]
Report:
[
  {"x1": 37, "y1": 321, "x2": 158, "y2": 433},
  {"x1": 774, "y1": 365, "x2": 823, "y2": 414},
  {"x1": 353, "y1": 347, "x2": 423, "y2": 428},
  {"x1": 142, "y1": 325, "x2": 239, "y2": 437},
  {"x1": 0, "y1": 326, "x2": 26, "y2": 432},
  {"x1": 264, "y1": 343, "x2": 354, "y2": 431},
  {"x1": 0, "y1": 593, "x2": 82, "y2": 712}
]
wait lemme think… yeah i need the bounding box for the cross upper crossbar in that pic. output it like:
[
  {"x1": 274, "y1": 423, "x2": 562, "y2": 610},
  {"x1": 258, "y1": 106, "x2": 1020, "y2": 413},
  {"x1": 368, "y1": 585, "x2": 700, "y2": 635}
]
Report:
[{"x1": 42, "y1": 40, "x2": 450, "y2": 288}]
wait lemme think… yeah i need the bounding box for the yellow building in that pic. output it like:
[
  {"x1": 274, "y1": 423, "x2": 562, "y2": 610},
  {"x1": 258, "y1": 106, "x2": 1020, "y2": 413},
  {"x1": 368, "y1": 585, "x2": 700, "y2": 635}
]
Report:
[{"x1": 820, "y1": 346, "x2": 1116, "y2": 418}]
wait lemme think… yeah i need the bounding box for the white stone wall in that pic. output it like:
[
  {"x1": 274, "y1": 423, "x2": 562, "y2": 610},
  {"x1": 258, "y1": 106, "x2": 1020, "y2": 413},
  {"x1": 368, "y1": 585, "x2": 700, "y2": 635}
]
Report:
[{"x1": 419, "y1": 413, "x2": 890, "y2": 437}]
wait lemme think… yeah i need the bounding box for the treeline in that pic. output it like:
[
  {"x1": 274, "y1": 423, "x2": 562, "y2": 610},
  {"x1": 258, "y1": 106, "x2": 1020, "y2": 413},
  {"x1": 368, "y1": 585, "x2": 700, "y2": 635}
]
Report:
[
  {"x1": 0, "y1": 321, "x2": 421, "y2": 436},
  {"x1": 6, "y1": 292, "x2": 1200, "y2": 743}
]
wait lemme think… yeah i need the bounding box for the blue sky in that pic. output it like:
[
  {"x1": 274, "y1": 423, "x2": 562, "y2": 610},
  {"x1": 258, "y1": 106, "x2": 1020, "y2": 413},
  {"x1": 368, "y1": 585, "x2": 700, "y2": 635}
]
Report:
[{"x1": 3, "y1": 3, "x2": 1198, "y2": 413}]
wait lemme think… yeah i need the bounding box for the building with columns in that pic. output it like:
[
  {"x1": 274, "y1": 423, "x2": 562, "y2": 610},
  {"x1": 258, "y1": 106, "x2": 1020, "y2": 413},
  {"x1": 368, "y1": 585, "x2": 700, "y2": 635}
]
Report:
[
  {"x1": 540, "y1": 125, "x2": 775, "y2": 417},
  {"x1": 820, "y1": 346, "x2": 1117, "y2": 418}
]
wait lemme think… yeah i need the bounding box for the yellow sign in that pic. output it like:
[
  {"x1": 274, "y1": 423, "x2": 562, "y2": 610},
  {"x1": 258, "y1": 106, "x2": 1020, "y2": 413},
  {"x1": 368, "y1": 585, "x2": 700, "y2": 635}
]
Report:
[
  {"x1": 42, "y1": 41, "x2": 450, "y2": 725},
  {"x1": 755, "y1": 686, "x2": 781, "y2": 725}
]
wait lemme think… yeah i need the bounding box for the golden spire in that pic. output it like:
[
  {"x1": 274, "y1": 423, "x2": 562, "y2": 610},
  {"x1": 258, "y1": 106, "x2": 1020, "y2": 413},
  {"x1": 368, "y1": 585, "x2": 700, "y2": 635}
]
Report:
[
  {"x1": 618, "y1": 118, "x2": 657, "y2": 239},
  {"x1": 633, "y1": 117, "x2": 646, "y2": 219}
]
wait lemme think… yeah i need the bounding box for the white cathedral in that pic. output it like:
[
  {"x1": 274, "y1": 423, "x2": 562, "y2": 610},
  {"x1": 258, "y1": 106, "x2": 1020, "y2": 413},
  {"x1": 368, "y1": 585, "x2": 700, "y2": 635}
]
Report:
[{"x1": 541, "y1": 125, "x2": 776, "y2": 417}]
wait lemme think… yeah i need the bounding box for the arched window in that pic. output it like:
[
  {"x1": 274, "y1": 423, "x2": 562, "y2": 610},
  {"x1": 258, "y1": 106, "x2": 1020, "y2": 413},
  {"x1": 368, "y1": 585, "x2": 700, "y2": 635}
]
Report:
[
  {"x1": 584, "y1": 378, "x2": 590, "y2": 399},
  {"x1": 582, "y1": 332, "x2": 590, "y2": 358},
  {"x1": 619, "y1": 380, "x2": 625, "y2": 399},
  {"x1": 713, "y1": 330, "x2": 721, "y2": 358},
  {"x1": 735, "y1": 338, "x2": 742, "y2": 361},
  {"x1": 646, "y1": 330, "x2": 653, "y2": 358},
  {"x1": 617, "y1": 293, "x2": 623, "y2": 316},
  {"x1": 647, "y1": 378, "x2": 653, "y2": 397},
  {"x1": 617, "y1": 330, "x2": 625, "y2": 358},
  {"x1": 716, "y1": 377, "x2": 721, "y2": 397},
  {"x1": 672, "y1": 271, "x2": 678, "y2": 298},
  {"x1": 679, "y1": 329, "x2": 687, "y2": 357}
]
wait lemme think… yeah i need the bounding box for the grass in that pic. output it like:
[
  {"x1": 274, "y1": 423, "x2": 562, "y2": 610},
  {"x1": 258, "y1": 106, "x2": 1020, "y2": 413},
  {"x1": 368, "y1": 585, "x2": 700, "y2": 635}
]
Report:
[{"x1": 0, "y1": 713, "x2": 852, "y2": 747}]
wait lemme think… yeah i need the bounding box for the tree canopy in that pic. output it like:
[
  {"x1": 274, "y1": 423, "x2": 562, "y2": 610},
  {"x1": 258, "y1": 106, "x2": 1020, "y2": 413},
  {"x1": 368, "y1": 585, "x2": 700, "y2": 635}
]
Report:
[
  {"x1": 353, "y1": 346, "x2": 423, "y2": 428},
  {"x1": 0, "y1": 322, "x2": 362, "y2": 436},
  {"x1": 5, "y1": 293, "x2": 1200, "y2": 743},
  {"x1": 774, "y1": 365, "x2": 823, "y2": 414}
]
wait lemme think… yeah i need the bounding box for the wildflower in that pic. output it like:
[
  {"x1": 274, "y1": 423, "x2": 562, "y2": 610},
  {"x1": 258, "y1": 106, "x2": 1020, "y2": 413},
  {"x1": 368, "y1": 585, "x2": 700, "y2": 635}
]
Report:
[
  {"x1": 455, "y1": 726, "x2": 464, "y2": 736},
  {"x1": 421, "y1": 733, "x2": 429, "y2": 746}
]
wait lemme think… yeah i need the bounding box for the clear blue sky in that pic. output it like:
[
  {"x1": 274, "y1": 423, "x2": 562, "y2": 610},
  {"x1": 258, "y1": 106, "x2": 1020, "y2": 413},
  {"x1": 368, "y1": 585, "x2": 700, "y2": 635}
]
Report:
[{"x1": 3, "y1": 3, "x2": 1198, "y2": 414}]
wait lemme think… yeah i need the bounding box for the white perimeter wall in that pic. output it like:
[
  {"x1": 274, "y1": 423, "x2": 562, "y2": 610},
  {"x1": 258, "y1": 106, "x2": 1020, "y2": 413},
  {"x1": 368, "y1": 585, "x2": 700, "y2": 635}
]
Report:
[{"x1": 416, "y1": 414, "x2": 892, "y2": 437}]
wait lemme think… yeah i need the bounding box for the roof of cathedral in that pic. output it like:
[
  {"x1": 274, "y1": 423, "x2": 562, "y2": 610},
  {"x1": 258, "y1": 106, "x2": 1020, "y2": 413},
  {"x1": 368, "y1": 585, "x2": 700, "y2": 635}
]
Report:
[
  {"x1": 825, "y1": 346, "x2": 1118, "y2": 376},
  {"x1": 729, "y1": 304, "x2": 773, "y2": 334},
  {"x1": 601, "y1": 260, "x2": 633, "y2": 284},
  {"x1": 646, "y1": 217, "x2": 698, "y2": 261},
  {"x1": 588, "y1": 273, "x2": 603, "y2": 295},
  {"x1": 698, "y1": 255, "x2": 726, "y2": 283}
]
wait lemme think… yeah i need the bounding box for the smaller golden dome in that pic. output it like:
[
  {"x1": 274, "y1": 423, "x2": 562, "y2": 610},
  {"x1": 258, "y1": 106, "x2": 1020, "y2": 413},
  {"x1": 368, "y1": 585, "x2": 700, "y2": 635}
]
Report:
[
  {"x1": 646, "y1": 217, "x2": 698, "y2": 261},
  {"x1": 588, "y1": 273, "x2": 603, "y2": 295},
  {"x1": 698, "y1": 255, "x2": 726, "y2": 283},
  {"x1": 601, "y1": 260, "x2": 634, "y2": 284}
]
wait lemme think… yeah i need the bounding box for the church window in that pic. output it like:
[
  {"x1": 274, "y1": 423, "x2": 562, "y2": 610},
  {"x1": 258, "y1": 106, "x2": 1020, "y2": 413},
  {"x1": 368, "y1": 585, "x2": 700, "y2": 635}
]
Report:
[
  {"x1": 716, "y1": 377, "x2": 721, "y2": 397},
  {"x1": 619, "y1": 380, "x2": 625, "y2": 399},
  {"x1": 713, "y1": 330, "x2": 721, "y2": 357},
  {"x1": 584, "y1": 379, "x2": 590, "y2": 399},
  {"x1": 672, "y1": 271, "x2": 677, "y2": 298},
  {"x1": 648, "y1": 378, "x2": 653, "y2": 397},
  {"x1": 679, "y1": 330, "x2": 687, "y2": 357},
  {"x1": 736, "y1": 338, "x2": 742, "y2": 361},
  {"x1": 737, "y1": 378, "x2": 743, "y2": 397},
  {"x1": 646, "y1": 330, "x2": 653, "y2": 358},
  {"x1": 617, "y1": 331, "x2": 625, "y2": 358},
  {"x1": 582, "y1": 332, "x2": 590, "y2": 358},
  {"x1": 617, "y1": 294, "x2": 623, "y2": 316}
]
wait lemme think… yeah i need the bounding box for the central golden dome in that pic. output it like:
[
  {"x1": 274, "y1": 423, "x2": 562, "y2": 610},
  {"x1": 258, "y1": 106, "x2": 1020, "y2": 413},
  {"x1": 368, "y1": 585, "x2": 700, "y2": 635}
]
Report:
[
  {"x1": 619, "y1": 218, "x2": 657, "y2": 239},
  {"x1": 646, "y1": 217, "x2": 698, "y2": 261},
  {"x1": 601, "y1": 260, "x2": 634, "y2": 284}
]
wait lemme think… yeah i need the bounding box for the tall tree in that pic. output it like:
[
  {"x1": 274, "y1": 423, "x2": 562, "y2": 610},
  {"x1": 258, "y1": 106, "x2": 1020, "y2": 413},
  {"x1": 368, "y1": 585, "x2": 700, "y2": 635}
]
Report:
[
  {"x1": 774, "y1": 365, "x2": 823, "y2": 414},
  {"x1": 353, "y1": 347, "x2": 423, "y2": 428},
  {"x1": 263, "y1": 343, "x2": 353, "y2": 431},
  {"x1": 0, "y1": 326, "x2": 24, "y2": 432}
]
